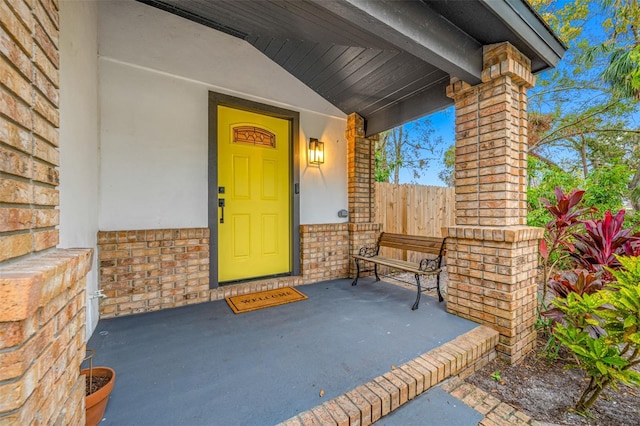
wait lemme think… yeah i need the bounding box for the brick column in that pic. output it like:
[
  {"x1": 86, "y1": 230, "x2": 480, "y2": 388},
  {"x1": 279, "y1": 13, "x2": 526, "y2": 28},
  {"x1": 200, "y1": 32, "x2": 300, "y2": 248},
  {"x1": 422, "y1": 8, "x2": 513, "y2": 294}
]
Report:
[
  {"x1": 445, "y1": 43, "x2": 542, "y2": 364},
  {"x1": 0, "y1": 1, "x2": 95, "y2": 423},
  {"x1": 346, "y1": 113, "x2": 381, "y2": 276},
  {"x1": 0, "y1": 249, "x2": 93, "y2": 424},
  {"x1": 0, "y1": 0, "x2": 61, "y2": 262}
]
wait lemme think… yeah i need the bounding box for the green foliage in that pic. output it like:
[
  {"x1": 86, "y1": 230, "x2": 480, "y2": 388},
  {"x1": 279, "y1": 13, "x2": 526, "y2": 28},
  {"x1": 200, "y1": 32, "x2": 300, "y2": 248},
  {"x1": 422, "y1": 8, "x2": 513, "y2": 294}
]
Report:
[
  {"x1": 438, "y1": 144, "x2": 455, "y2": 187},
  {"x1": 603, "y1": 256, "x2": 640, "y2": 348},
  {"x1": 583, "y1": 163, "x2": 632, "y2": 213},
  {"x1": 549, "y1": 255, "x2": 640, "y2": 412},
  {"x1": 527, "y1": 157, "x2": 583, "y2": 228},
  {"x1": 374, "y1": 149, "x2": 392, "y2": 183},
  {"x1": 601, "y1": 48, "x2": 640, "y2": 100},
  {"x1": 596, "y1": 0, "x2": 640, "y2": 100},
  {"x1": 631, "y1": 45, "x2": 640, "y2": 95},
  {"x1": 527, "y1": 158, "x2": 633, "y2": 228},
  {"x1": 528, "y1": 0, "x2": 589, "y2": 45},
  {"x1": 490, "y1": 371, "x2": 502, "y2": 382},
  {"x1": 623, "y1": 210, "x2": 640, "y2": 233}
]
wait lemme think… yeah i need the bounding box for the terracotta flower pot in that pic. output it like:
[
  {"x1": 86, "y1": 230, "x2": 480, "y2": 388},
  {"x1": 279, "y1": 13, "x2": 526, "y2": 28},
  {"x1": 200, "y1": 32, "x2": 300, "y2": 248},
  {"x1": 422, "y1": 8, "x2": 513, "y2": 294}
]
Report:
[{"x1": 81, "y1": 366, "x2": 115, "y2": 426}]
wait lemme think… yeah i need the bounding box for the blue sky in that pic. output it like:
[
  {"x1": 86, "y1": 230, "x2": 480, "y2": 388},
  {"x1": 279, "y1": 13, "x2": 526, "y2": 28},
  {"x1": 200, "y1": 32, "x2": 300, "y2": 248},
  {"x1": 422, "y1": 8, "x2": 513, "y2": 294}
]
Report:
[{"x1": 396, "y1": 107, "x2": 455, "y2": 186}]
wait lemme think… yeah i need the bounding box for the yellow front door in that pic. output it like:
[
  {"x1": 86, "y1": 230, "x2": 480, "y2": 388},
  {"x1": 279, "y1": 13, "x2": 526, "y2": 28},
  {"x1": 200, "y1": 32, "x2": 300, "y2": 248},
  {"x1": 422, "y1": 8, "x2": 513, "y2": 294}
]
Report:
[{"x1": 217, "y1": 106, "x2": 291, "y2": 282}]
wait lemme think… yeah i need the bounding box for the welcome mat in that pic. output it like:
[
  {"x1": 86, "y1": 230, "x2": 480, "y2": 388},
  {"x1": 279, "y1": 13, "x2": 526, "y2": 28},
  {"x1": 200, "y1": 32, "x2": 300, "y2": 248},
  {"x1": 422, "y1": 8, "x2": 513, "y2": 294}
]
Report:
[{"x1": 225, "y1": 287, "x2": 308, "y2": 314}]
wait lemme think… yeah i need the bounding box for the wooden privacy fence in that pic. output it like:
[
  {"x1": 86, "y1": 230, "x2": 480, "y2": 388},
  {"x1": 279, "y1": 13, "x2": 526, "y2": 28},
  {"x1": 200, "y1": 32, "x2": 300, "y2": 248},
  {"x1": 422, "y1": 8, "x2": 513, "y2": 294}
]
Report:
[{"x1": 374, "y1": 183, "x2": 455, "y2": 264}]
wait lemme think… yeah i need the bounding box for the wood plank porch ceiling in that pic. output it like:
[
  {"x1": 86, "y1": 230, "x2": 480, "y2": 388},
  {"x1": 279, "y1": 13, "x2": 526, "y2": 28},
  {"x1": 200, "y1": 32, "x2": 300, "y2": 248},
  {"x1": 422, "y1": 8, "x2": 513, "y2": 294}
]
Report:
[{"x1": 138, "y1": 0, "x2": 565, "y2": 136}]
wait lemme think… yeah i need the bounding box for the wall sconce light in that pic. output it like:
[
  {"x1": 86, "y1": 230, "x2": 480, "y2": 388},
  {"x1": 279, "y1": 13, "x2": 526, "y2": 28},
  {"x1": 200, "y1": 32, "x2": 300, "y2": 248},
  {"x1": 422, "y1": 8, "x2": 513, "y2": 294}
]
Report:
[{"x1": 309, "y1": 138, "x2": 325, "y2": 165}]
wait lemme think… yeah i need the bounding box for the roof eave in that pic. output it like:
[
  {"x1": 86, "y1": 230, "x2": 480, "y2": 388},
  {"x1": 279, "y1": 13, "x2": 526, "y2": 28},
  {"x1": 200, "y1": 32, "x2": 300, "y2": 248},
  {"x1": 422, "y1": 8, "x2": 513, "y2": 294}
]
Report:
[{"x1": 479, "y1": 0, "x2": 567, "y2": 73}]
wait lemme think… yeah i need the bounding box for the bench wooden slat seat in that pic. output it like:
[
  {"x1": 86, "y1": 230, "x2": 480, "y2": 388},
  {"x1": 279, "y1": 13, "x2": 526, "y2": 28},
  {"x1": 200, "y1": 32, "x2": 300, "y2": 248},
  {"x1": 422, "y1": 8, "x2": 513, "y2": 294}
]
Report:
[{"x1": 351, "y1": 232, "x2": 446, "y2": 310}]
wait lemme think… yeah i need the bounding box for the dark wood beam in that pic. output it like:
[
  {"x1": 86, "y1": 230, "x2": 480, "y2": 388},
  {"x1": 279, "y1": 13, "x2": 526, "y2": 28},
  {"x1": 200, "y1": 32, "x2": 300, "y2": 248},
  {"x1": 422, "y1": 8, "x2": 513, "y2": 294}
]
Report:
[
  {"x1": 310, "y1": 0, "x2": 484, "y2": 84},
  {"x1": 364, "y1": 76, "x2": 452, "y2": 136}
]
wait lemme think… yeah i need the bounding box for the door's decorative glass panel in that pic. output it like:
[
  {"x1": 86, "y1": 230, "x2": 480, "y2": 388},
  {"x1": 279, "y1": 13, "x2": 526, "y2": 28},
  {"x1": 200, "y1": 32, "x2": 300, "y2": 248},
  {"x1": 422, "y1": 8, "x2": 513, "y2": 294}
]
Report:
[
  {"x1": 233, "y1": 126, "x2": 275, "y2": 148},
  {"x1": 262, "y1": 214, "x2": 277, "y2": 255},
  {"x1": 262, "y1": 159, "x2": 277, "y2": 200},
  {"x1": 232, "y1": 215, "x2": 250, "y2": 258},
  {"x1": 232, "y1": 155, "x2": 250, "y2": 199}
]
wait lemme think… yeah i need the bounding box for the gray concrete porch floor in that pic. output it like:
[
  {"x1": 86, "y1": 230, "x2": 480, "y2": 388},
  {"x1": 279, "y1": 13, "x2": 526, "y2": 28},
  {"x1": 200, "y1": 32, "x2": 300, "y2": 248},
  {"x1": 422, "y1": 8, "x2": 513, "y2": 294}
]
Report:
[{"x1": 88, "y1": 278, "x2": 480, "y2": 425}]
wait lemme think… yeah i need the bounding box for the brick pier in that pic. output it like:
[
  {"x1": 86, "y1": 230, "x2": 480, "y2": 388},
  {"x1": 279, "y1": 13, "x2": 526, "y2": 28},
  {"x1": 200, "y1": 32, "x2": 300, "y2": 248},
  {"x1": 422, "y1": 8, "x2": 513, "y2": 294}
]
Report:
[
  {"x1": 445, "y1": 42, "x2": 543, "y2": 364},
  {"x1": 0, "y1": 0, "x2": 93, "y2": 423},
  {"x1": 346, "y1": 113, "x2": 381, "y2": 277}
]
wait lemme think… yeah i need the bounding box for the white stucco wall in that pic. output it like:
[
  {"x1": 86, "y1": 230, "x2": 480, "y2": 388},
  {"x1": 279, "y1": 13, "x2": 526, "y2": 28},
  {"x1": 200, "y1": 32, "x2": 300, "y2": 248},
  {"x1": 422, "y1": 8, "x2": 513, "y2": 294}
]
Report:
[
  {"x1": 98, "y1": 0, "x2": 349, "y2": 230},
  {"x1": 59, "y1": 0, "x2": 100, "y2": 338}
]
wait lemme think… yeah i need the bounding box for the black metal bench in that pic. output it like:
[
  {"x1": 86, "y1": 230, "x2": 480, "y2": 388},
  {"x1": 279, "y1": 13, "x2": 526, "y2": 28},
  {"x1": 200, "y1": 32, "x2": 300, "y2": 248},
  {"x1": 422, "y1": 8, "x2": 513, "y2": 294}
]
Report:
[{"x1": 351, "y1": 232, "x2": 446, "y2": 310}]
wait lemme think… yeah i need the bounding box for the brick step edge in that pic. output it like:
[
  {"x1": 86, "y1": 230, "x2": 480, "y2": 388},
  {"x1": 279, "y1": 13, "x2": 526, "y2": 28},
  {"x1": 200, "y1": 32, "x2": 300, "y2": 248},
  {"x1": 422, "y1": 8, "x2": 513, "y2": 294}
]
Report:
[
  {"x1": 442, "y1": 376, "x2": 547, "y2": 426},
  {"x1": 278, "y1": 325, "x2": 499, "y2": 426}
]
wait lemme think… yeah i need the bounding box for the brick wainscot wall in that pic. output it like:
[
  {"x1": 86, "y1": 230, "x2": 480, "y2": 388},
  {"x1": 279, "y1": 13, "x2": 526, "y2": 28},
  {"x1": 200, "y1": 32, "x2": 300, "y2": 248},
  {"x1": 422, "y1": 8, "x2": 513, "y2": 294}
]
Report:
[
  {"x1": 98, "y1": 224, "x2": 355, "y2": 318},
  {"x1": 300, "y1": 223, "x2": 349, "y2": 283},
  {"x1": 97, "y1": 229, "x2": 210, "y2": 318}
]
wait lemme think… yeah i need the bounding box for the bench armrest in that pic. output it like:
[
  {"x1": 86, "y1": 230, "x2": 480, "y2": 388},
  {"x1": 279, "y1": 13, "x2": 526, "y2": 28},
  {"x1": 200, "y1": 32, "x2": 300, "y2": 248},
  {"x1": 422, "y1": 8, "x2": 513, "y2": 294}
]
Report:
[
  {"x1": 358, "y1": 246, "x2": 378, "y2": 257},
  {"x1": 419, "y1": 257, "x2": 441, "y2": 273}
]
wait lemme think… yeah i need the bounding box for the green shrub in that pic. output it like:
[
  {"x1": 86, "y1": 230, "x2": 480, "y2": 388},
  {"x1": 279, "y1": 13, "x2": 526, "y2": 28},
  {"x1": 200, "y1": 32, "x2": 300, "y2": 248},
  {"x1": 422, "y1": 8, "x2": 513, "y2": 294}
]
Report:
[{"x1": 550, "y1": 255, "x2": 640, "y2": 412}]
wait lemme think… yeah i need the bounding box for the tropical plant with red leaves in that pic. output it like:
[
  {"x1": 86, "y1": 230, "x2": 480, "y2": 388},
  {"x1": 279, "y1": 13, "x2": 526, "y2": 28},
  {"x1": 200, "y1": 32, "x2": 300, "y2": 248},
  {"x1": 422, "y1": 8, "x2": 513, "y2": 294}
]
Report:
[
  {"x1": 541, "y1": 188, "x2": 588, "y2": 237},
  {"x1": 538, "y1": 188, "x2": 589, "y2": 305},
  {"x1": 571, "y1": 209, "x2": 640, "y2": 281},
  {"x1": 538, "y1": 189, "x2": 640, "y2": 409},
  {"x1": 548, "y1": 269, "x2": 605, "y2": 299},
  {"x1": 542, "y1": 269, "x2": 606, "y2": 337}
]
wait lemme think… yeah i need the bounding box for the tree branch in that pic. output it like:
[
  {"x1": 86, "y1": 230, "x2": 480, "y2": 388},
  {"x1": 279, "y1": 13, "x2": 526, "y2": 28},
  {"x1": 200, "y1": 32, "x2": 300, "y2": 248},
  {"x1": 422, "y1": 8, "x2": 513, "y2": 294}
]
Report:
[
  {"x1": 528, "y1": 151, "x2": 564, "y2": 170},
  {"x1": 532, "y1": 101, "x2": 623, "y2": 148}
]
